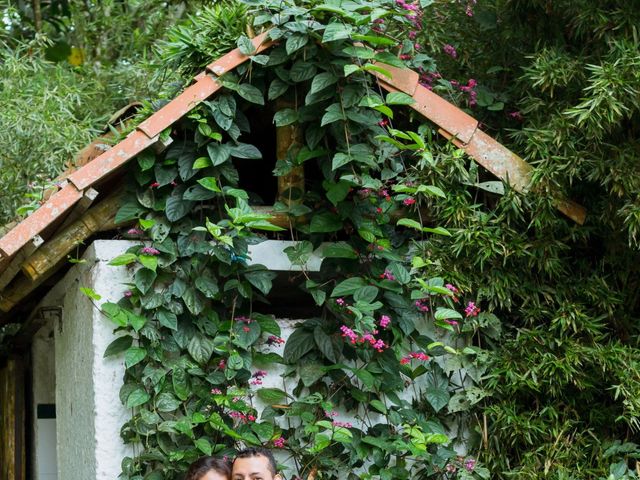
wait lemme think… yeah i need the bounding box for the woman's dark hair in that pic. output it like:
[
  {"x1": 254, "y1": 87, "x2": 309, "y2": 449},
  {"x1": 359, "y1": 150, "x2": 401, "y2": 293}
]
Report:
[{"x1": 184, "y1": 456, "x2": 231, "y2": 480}]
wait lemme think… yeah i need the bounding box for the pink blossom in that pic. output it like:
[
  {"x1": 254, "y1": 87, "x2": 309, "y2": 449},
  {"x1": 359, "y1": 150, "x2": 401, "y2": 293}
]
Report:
[
  {"x1": 465, "y1": 301, "x2": 481, "y2": 317},
  {"x1": 325, "y1": 410, "x2": 339, "y2": 418},
  {"x1": 140, "y1": 246, "x2": 160, "y2": 255},
  {"x1": 509, "y1": 111, "x2": 524, "y2": 121},
  {"x1": 379, "y1": 270, "x2": 396, "y2": 281},
  {"x1": 149, "y1": 182, "x2": 160, "y2": 188},
  {"x1": 127, "y1": 228, "x2": 143, "y2": 235},
  {"x1": 446, "y1": 464, "x2": 457, "y2": 473},
  {"x1": 336, "y1": 298, "x2": 346, "y2": 306},
  {"x1": 123, "y1": 290, "x2": 133, "y2": 298},
  {"x1": 340, "y1": 325, "x2": 359, "y2": 344},
  {"x1": 371, "y1": 339, "x2": 387, "y2": 352},
  {"x1": 379, "y1": 315, "x2": 391, "y2": 328},
  {"x1": 403, "y1": 197, "x2": 416, "y2": 206},
  {"x1": 211, "y1": 388, "x2": 222, "y2": 394},
  {"x1": 401, "y1": 351, "x2": 431, "y2": 364},
  {"x1": 243, "y1": 326, "x2": 250, "y2": 333},
  {"x1": 465, "y1": 458, "x2": 476, "y2": 472},
  {"x1": 332, "y1": 420, "x2": 352, "y2": 428},
  {"x1": 415, "y1": 299, "x2": 429, "y2": 312},
  {"x1": 445, "y1": 283, "x2": 459, "y2": 294},
  {"x1": 266, "y1": 335, "x2": 285, "y2": 346},
  {"x1": 218, "y1": 359, "x2": 226, "y2": 369},
  {"x1": 443, "y1": 44, "x2": 457, "y2": 58},
  {"x1": 273, "y1": 437, "x2": 286, "y2": 448},
  {"x1": 400, "y1": 54, "x2": 412, "y2": 60},
  {"x1": 247, "y1": 414, "x2": 256, "y2": 422},
  {"x1": 408, "y1": 30, "x2": 417, "y2": 40}
]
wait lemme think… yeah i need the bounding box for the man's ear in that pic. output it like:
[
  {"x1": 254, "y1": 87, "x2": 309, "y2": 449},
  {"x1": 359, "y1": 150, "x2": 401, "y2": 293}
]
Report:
[{"x1": 274, "y1": 474, "x2": 283, "y2": 480}]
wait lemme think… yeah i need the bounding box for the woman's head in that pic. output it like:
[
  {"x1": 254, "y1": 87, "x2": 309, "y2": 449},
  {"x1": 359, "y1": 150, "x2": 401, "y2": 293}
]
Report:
[{"x1": 184, "y1": 456, "x2": 231, "y2": 480}]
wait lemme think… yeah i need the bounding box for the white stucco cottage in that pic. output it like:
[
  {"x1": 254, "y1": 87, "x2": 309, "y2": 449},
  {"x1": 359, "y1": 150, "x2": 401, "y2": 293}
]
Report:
[{"x1": 0, "y1": 32, "x2": 583, "y2": 480}]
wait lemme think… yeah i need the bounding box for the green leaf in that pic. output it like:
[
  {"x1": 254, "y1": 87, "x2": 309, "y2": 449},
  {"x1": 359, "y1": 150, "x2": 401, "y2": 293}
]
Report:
[
  {"x1": 156, "y1": 309, "x2": 178, "y2": 330},
  {"x1": 310, "y1": 212, "x2": 342, "y2": 233},
  {"x1": 268, "y1": 78, "x2": 290, "y2": 100},
  {"x1": 416, "y1": 185, "x2": 446, "y2": 198},
  {"x1": 102, "y1": 302, "x2": 128, "y2": 327},
  {"x1": 397, "y1": 218, "x2": 423, "y2": 230},
  {"x1": 233, "y1": 319, "x2": 261, "y2": 349},
  {"x1": 197, "y1": 177, "x2": 221, "y2": 192},
  {"x1": 156, "y1": 392, "x2": 181, "y2": 412},
  {"x1": 139, "y1": 254, "x2": 158, "y2": 272},
  {"x1": 125, "y1": 346, "x2": 147, "y2": 368},
  {"x1": 434, "y1": 308, "x2": 463, "y2": 321},
  {"x1": 354, "y1": 368, "x2": 375, "y2": 388},
  {"x1": 314, "y1": 326, "x2": 337, "y2": 362},
  {"x1": 252, "y1": 422, "x2": 275, "y2": 443},
  {"x1": 195, "y1": 438, "x2": 213, "y2": 456},
  {"x1": 321, "y1": 104, "x2": 344, "y2": 126},
  {"x1": 286, "y1": 33, "x2": 308, "y2": 54},
  {"x1": 331, "y1": 152, "x2": 351, "y2": 170},
  {"x1": 207, "y1": 143, "x2": 231, "y2": 166},
  {"x1": 257, "y1": 387, "x2": 288, "y2": 404},
  {"x1": 370, "y1": 399, "x2": 387, "y2": 414},
  {"x1": 354, "y1": 285, "x2": 379, "y2": 303},
  {"x1": 80, "y1": 287, "x2": 101, "y2": 301},
  {"x1": 310, "y1": 72, "x2": 338, "y2": 95},
  {"x1": 425, "y1": 387, "x2": 450, "y2": 413},
  {"x1": 326, "y1": 181, "x2": 350, "y2": 206},
  {"x1": 134, "y1": 268, "x2": 156, "y2": 295},
  {"x1": 172, "y1": 367, "x2": 189, "y2": 401},
  {"x1": 128, "y1": 311, "x2": 147, "y2": 332},
  {"x1": 230, "y1": 143, "x2": 262, "y2": 159},
  {"x1": 165, "y1": 195, "x2": 194, "y2": 222},
  {"x1": 386, "y1": 92, "x2": 415, "y2": 105},
  {"x1": 137, "y1": 150, "x2": 155, "y2": 171},
  {"x1": 188, "y1": 333, "x2": 215, "y2": 365},
  {"x1": 344, "y1": 64, "x2": 360, "y2": 77},
  {"x1": 104, "y1": 335, "x2": 133, "y2": 357},
  {"x1": 237, "y1": 35, "x2": 256, "y2": 55},
  {"x1": 126, "y1": 388, "x2": 150, "y2": 408},
  {"x1": 108, "y1": 253, "x2": 137, "y2": 266},
  {"x1": 331, "y1": 277, "x2": 366, "y2": 297},
  {"x1": 322, "y1": 22, "x2": 352, "y2": 42},
  {"x1": 195, "y1": 276, "x2": 219, "y2": 299},
  {"x1": 283, "y1": 328, "x2": 315, "y2": 363},
  {"x1": 300, "y1": 362, "x2": 325, "y2": 387},
  {"x1": 322, "y1": 242, "x2": 357, "y2": 259},
  {"x1": 237, "y1": 84, "x2": 264, "y2": 105},
  {"x1": 290, "y1": 61, "x2": 317, "y2": 82},
  {"x1": 245, "y1": 270, "x2": 277, "y2": 295},
  {"x1": 273, "y1": 108, "x2": 298, "y2": 127},
  {"x1": 351, "y1": 34, "x2": 396, "y2": 46}
]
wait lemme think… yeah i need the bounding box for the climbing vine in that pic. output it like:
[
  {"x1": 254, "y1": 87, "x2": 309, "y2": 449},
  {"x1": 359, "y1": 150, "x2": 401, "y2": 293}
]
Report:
[{"x1": 84, "y1": 1, "x2": 497, "y2": 479}]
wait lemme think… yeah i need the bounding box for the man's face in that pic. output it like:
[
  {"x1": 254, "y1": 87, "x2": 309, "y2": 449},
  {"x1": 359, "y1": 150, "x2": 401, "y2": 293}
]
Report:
[{"x1": 232, "y1": 454, "x2": 280, "y2": 480}]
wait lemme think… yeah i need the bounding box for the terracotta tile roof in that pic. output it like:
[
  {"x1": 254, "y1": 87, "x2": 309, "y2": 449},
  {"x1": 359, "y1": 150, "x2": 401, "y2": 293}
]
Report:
[{"x1": 0, "y1": 30, "x2": 586, "y2": 315}]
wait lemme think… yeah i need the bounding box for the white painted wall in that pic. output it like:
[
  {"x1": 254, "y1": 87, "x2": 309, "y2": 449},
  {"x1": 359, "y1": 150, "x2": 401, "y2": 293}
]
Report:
[
  {"x1": 29, "y1": 238, "x2": 468, "y2": 480},
  {"x1": 35, "y1": 240, "x2": 139, "y2": 480}
]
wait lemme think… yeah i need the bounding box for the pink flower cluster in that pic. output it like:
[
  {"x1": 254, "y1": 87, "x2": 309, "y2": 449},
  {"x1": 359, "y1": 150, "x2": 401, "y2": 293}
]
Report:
[
  {"x1": 140, "y1": 246, "x2": 160, "y2": 255},
  {"x1": 451, "y1": 78, "x2": 478, "y2": 107},
  {"x1": 465, "y1": 458, "x2": 476, "y2": 472},
  {"x1": 395, "y1": 0, "x2": 422, "y2": 28},
  {"x1": 379, "y1": 189, "x2": 391, "y2": 202},
  {"x1": 333, "y1": 420, "x2": 353, "y2": 428},
  {"x1": 210, "y1": 388, "x2": 222, "y2": 394},
  {"x1": 266, "y1": 335, "x2": 285, "y2": 346},
  {"x1": 229, "y1": 411, "x2": 256, "y2": 423},
  {"x1": 419, "y1": 71, "x2": 442, "y2": 90},
  {"x1": 465, "y1": 301, "x2": 480, "y2": 317},
  {"x1": 443, "y1": 44, "x2": 457, "y2": 58},
  {"x1": 273, "y1": 437, "x2": 286, "y2": 448},
  {"x1": 250, "y1": 370, "x2": 267, "y2": 386},
  {"x1": 340, "y1": 325, "x2": 388, "y2": 352},
  {"x1": 403, "y1": 197, "x2": 416, "y2": 206},
  {"x1": 379, "y1": 315, "x2": 391, "y2": 328},
  {"x1": 127, "y1": 228, "x2": 143, "y2": 235},
  {"x1": 415, "y1": 299, "x2": 429, "y2": 312},
  {"x1": 379, "y1": 270, "x2": 396, "y2": 281},
  {"x1": 400, "y1": 351, "x2": 430, "y2": 365},
  {"x1": 445, "y1": 283, "x2": 460, "y2": 302}
]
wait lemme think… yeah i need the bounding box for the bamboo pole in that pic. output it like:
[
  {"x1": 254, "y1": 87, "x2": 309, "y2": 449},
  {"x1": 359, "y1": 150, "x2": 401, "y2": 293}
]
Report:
[
  {"x1": 275, "y1": 98, "x2": 305, "y2": 226},
  {"x1": 20, "y1": 193, "x2": 121, "y2": 283}
]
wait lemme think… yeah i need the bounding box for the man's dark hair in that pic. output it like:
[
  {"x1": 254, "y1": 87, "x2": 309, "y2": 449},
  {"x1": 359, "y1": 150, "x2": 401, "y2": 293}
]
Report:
[
  {"x1": 234, "y1": 447, "x2": 277, "y2": 475},
  {"x1": 184, "y1": 456, "x2": 231, "y2": 480}
]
